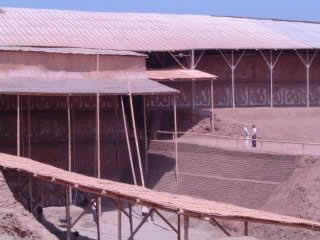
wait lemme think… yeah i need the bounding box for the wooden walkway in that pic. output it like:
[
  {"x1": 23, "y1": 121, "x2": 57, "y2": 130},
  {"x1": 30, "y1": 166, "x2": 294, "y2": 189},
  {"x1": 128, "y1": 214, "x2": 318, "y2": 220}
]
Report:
[{"x1": 0, "y1": 153, "x2": 319, "y2": 239}]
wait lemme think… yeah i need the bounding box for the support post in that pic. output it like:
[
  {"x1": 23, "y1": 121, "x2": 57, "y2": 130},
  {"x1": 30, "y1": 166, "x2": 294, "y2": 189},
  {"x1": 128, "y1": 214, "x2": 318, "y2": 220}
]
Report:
[
  {"x1": 67, "y1": 96, "x2": 72, "y2": 204},
  {"x1": 118, "y1": 201, "x2": 122, "y2": 240},
  {"x1": 260, "y1": 50, "x2": 283, "y2": 107},
  {"x1": 210, "y1": 79, "x2": 214, "y2": 132},
  {"x1": 129, "y1": 203, "x2": 133, "y2": 238},
  {"x1": 66, "y1": 188, "x2": 71, "y2": 240},
  {"x1": 96, "y1": 93, "x2": 101, "y2": 217},
  {"x1": 177, "y1": 213, "x2": 181, "y2": 240},
  {"x1": 129, "y1": 94, "x2": 145, "y2": 187},
  {"x1": 96, "y1": 196, "x2": 101, "y2": 240},
  {"x1": 121, "y1": 96, "x2": 137, "y2": 185},
  {"x1": 244, "y1": 222, "x2": 248, "y2": 236},
  {"x1": 28, "y1": 175, "x2": 32, "y2": 212},
  {"x1": 184, "y1": 215, "x2": 189, "y2": 240},
  {"x1": 17, "y1": 95, "x2": 20, "y2": 156},
  {"x1": 143, "y1": 96, "x2": 148, "y2": 177},
  {"x1": 17, "y1": 95, "x2": 21, "y2": 202},
  {"x1": 219, "y1": 50, "x2": 246, "y2": 109},
  {"x1": 28, "y1": 96, "x2": 31, "y2": 158},
  {"x1": 296, "y1": 49, "x2": 318, "y2": 107},
  {"x1": 173, "y1": 95, "x2": 178, "y2": 183}
]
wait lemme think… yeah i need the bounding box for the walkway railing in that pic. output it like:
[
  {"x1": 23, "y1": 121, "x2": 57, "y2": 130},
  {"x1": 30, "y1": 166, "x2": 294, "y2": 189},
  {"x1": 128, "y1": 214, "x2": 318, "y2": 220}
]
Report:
[{"x1": 154, "y1": 131, "x2": 320, "y2": 155}]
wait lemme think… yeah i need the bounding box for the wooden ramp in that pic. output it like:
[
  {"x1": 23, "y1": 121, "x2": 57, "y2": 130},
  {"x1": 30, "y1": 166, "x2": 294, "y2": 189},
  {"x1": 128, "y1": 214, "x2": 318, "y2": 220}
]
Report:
[{"x1": 0, "y1": 153, "x2": 319, "y2": 239}]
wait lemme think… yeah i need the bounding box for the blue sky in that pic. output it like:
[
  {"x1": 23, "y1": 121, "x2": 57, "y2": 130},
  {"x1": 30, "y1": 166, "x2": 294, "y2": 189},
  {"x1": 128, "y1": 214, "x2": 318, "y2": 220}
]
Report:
[{"x1": 1, "y1": 0, "x2": 320, "y2": 22}]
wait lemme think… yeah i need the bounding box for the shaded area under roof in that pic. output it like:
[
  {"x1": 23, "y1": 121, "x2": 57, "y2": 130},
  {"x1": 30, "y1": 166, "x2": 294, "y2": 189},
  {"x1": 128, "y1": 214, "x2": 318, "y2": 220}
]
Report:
[
  {"x1": 147, "y1": 69, "x2": 218, "y2": 81},
  {"x1": 0, "y1": 153, "x2": 320, "y2": 232},
  {"x1": 1, "y1": 8, "x2": 320, "y2": 50}
]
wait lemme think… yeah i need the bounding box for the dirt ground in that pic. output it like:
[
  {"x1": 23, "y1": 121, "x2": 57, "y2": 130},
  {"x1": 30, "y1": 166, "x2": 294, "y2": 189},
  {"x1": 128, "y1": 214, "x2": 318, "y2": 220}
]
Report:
[
  {"x1": 0, "y1": 171, "x2": 57, "y2": 240},
  {"x1": 183, "y1": 107, "x2": 320, "y2": 143},
  {"x1": 41, "y1": 201, "x2": 244, "y2": 240}
]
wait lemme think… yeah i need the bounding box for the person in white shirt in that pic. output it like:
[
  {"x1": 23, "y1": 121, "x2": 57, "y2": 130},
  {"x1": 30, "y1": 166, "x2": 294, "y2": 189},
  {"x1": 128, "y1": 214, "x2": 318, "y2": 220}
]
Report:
[
  {"x1": 243, "y1": 125, "x2": 249, "y2": 147},
  {"x1": 252, "y1": 124, "x2": 257, "y2": 147}
]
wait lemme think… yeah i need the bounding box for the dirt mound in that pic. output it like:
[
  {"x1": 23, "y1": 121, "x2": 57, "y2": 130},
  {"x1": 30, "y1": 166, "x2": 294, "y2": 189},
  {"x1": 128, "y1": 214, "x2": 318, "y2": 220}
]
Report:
[
  {"x1": 0, "y1": 171, "x2": 57, "y2": 240},
  {"x1": 180, "y1": 108, "x2": 320, "y2": 142},
  {"x1": 248, "y1": 156, "x2": 320, "y2": 240}
]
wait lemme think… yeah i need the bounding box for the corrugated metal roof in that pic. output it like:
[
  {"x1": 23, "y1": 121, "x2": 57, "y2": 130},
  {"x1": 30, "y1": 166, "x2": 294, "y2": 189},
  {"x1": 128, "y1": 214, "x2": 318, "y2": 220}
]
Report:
[
  {"x1": 0, "y1": 46, "x2": 144, "y2": 56},
  {"x1": 147, "y1": 69, "x2": 217, "y2": 81},
  {"x1": 0, "y1": 75, "x2": 178, "y2": 95},
  {"x1": 1, "y1": 8, "x2": 320, "y2": 51}
]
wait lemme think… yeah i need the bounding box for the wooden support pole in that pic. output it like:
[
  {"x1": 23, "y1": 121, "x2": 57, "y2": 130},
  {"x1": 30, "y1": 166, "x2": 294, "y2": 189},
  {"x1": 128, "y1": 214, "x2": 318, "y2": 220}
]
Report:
[
  {"x1": 210, "y1": 79, "x2": 214, "y2": 132},
  {"x1": 66, "y1": 187, "x2": 71, "y2": 240},
  {"x1": 143, "y1": 96, "x2": 148, "y2": 177},
  {"x1": 129, "y1": 94, "x2": 145, "y2": 187},
  {"x1": 177, "y1": 213, "x2": 181, "y2": 240},
  {"x1": 96, "y1": 94, "x2": 102, "y2": 217},
  {"x1": 129, "y1": 203, "x2": 134, "y2": 238},
  {"x1": 67, "y1": 96, "x2": 72, "y2": 204},
  {"x1": 128, "y1": 209, "x2": 154, "y2": 240},
  {"x1": 121, "y1": 96, "x2": 137, "y2": 185},
  {"x1": 118, "y1": 201, "x2": 122, "y2": 240},
  {"x1": 184, "y1": 215, "x2": 189, "y2": 240},
  {"x1": 28, "y1": 96, "x2": 31, "y2": 158},
  {"x1": 210, "y1": 218, "x2": 231, "y2": 237},
  {"x1": 17, "y1": 95, "x2": 21, "y2": 202},
  {"x1": 71, "y1": 196, "x2": 99, "y2": 229},
  {"x1": 96, "y1": 196, "x2": 101, "y2": 240},
  {"x1": 17, "y1": 95, "x2": 20, "y2": 156},
  {"x1": 245, "y1": 221, "x2": 248, "y2": 236},
  {"x1": 173, "y1": 95, "x2": 178, "y2": 183},
  {"x1": 115, "y1": 97, "x2": 120, "y2": 168},
  {"x1": 28, "y1": 175, "x2": 32, "y2": 212}
]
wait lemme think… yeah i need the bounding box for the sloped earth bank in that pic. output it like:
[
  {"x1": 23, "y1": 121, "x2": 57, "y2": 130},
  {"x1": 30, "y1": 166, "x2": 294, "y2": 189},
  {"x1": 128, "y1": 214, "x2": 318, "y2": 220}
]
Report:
[
  {"x1": 0, "y1": 171, "x2": 57, "y2": 240},
  {"x1": 249, "y1": 156, "x2": 320, "y2": 240},
  {"x1": 179, "y1": 107, "x2": 320, "y2": 142},
  {"x1": 224, "y1": 156, "x2": 320, "y2": 240}
]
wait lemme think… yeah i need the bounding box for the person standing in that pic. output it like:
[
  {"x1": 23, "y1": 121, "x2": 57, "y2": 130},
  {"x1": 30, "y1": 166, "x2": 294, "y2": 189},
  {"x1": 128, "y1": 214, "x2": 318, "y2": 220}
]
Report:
[
  {"x1": 252, "y1": 124, "x2": 257, "y2": 147},
  {"x1": 243, "y1": 125, "x2": 249, "y2": 147}
]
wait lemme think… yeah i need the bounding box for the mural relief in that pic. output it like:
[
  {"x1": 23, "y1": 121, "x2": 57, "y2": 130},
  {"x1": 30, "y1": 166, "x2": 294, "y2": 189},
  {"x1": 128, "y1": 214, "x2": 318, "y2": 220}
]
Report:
[{"x1": 147, "y1": 82, "x2": 320, "y2": 109}]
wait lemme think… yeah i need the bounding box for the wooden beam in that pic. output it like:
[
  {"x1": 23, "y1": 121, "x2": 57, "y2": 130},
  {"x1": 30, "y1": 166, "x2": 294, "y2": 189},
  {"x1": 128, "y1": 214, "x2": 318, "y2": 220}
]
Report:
[
  {"x1": 210, "y1": 79, "x2": 214, "y2": 132},
  {"x1": 129, "y1": 94, "x2": 145, "y2": 187},
  {"x1": 153, "y1": 209, "x2": 178, "y2": 233},
  {"x1": 128, "y1": 209, "x2": 154, "y2": 240},
  {"x1": 96, "y1": 196, "x2": 101, "y2": 240},
  {"x1": 210, "y1": 218, "x2": 231, "y2": 237},
  {"x1": 143, "y1": 96, "x2": 148, "y2": 177},
  {"x1": 245, "y1": 221, "x2": 248, "y2": 236},
  {"x1": 173, "y1": 95, "x2": 178, "y2": 183},
  {"x1": 65, "y1": 187, "x2": 71, "y2": 240},
  {"x1": 71, "y1": 196, "x2": 99, "y2": 229},
  {"x1": 177, "y1": 213, "x2": 181, "y2": 240},
  {"x1": 28, "y1": 175, "x2": 33, "y2": 212},
  {"x1": 67, "y1": 96, "x2": 72, "y2": 204},
  {"x1": 96, "y1": 93, "x2": 102, "y2": 217},
  {"x1": 121, "y1": 96, "x2": 137, "y2": 185},
  {"x1": 129, "y1": 203, "x2": 134, "y2": 239},
  {"x1": 118, "y1": 201, "x2": 122, "y2": 240},
  {"x1": 184, "y1": 215, "x2": 189, "y2": 240}
]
